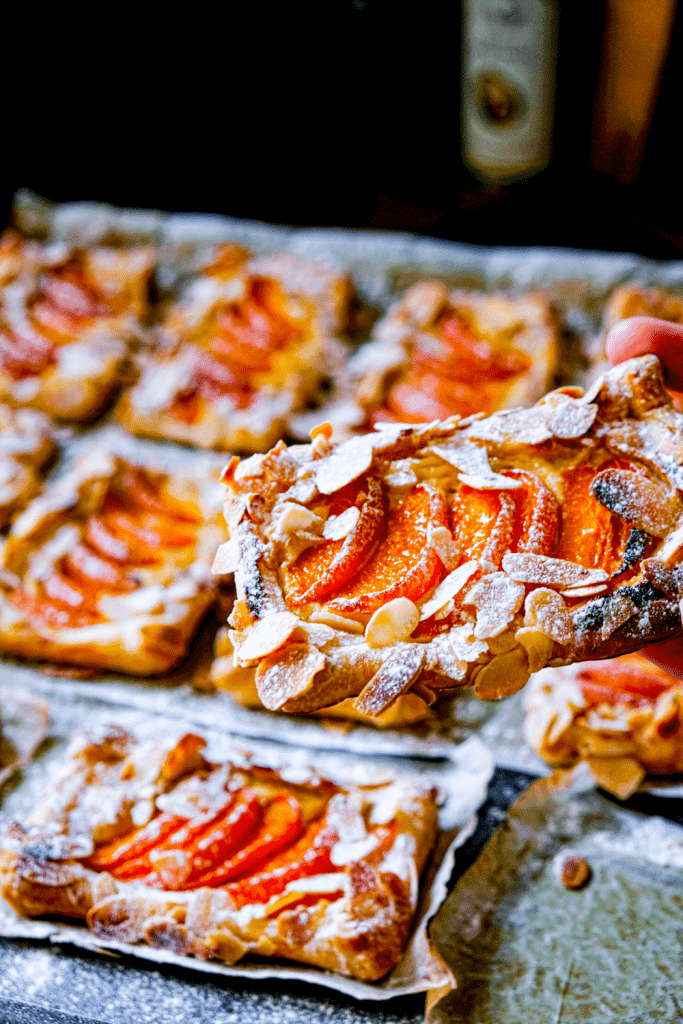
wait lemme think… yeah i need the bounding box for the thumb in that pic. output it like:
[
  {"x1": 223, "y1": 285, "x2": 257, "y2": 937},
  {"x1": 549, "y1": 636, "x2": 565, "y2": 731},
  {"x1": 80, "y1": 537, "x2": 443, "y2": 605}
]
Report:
[{"x1": 605, "y1": 316, "x2": 683, "y2": 392}]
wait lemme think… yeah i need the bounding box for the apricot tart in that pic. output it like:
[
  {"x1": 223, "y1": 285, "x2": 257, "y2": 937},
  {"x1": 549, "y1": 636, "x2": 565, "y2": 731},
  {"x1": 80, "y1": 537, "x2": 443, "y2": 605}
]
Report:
[
  {"x1": 1, "y1": 725, "x2": 439, "y2": 981},
  {"x1": 322, "y1": 282, "x2": 559, "y2": 434},
  {"x1": 524, "y1": 654, "x2": 683, "y2": 798},
  {"x1": 0, "y1": 403, "x2": 55, "y2": 528},
  {"x1": 0, "y1": 229, "x2": 155, "y2": 422},
  {"x1": 117, "y1": 244, "x2": 351, "y2": 453},
  {"x1": 214, "y1": 355, "x2": 683, "y2": 717},
  {"x1": 0, "y1": 451, "x2": 225, "y2": 674}
]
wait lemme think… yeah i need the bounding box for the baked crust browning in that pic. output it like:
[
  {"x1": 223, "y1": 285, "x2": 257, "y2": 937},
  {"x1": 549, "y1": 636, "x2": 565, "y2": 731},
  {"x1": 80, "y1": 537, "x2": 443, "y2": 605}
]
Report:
[
  {"x1": 117, "y1": 247, "x2": 352, "y2": 453},
  {"x1": 307, "y1": 283, "x2": 559, "y2": 438},
  {"x1": 0, "y1": 230, "x2": 155, "y2": 422},
  {"x1": 0, "y1": 452, "x2": 225, "y2": 674},
  {"x1": 1, "y1": 726, "x2": 439, "y2": 981},
  {"x1": 215, "y1": 356, "x2": 683, "y2": 716},
  {"x1": 0, "y1": 403, "x2": 56, "y2": 528},
  {"x1": 524, "y1": 653, "x2": 683, "y2": 798}
]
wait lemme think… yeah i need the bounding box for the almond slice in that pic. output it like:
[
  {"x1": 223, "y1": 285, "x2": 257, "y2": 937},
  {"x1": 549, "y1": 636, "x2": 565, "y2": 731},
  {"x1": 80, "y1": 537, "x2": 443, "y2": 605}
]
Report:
[
  {"x1": 473, "y1": 647, "x2": 530, "y2": 700},
  {"x1": 233, "y1": 611, "x2": 301, "y2": 664},
  {"x1": 591, "y1": 468, "x2": 680, "y2": 537},
  {"x1": 464, "y1": 572, "x2": 525, "y2": 639},
  {"x1": 502, "y1": 552, "x2": 609, "y2": 588},
  {"x1": 353, "y1": 644, "x2": 425, "y2": 716},
  {"x1": 419, "y1": 560, "x2": 480, "y2": 620},
  {"x1": 365, "y1": 598, "x2": 420, "y2": 648},
  {"x1": 523, "y1": 588, "x2": 573, "y2": 645}
]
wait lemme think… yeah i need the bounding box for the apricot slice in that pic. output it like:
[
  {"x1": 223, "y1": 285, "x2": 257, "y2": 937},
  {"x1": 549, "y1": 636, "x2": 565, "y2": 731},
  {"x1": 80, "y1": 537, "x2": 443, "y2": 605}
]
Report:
[
  {"x1": 86, "y1": 811, "x2": 188, "y2": 872},
  {"x1": 325, "y1": 484, "x2": 448, "y2": 617},
  {"x1": 576, "y1": 656, "x2": 675, "y2": 708},
  {"x1": 283, "y1": 477, "x2": 385, "y2": 608},
  {"x1": 558, "y1": 462, "x2": 633, "y2": 575},
  {"x1": 187, "y1": 792, "x2": 304, "y2": 889}
]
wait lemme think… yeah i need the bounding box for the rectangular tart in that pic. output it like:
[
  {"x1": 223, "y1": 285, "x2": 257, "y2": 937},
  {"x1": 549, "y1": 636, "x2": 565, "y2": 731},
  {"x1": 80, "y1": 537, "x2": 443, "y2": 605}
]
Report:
[
  {"x1": 0, "y1": 403, "x2": 55, "y2": 529},
  {"x1": 117, "y1": 244, "x2": 352, "y2": 453},
  {"x1": 0, "y1": 230, "x2": 155, "y2": 423},
  {"x1": 0, "y1": 451, "x2": 225, "y2": 675},
  {"x1": 1, "y1": 724, "x2": 439, "y2": 981},
  {"x1": 214, "y1": 355, "x2": 683, "y2": 716},
  {"x1": 303, "y1": 282, "x2": 560, "y2": 439}
]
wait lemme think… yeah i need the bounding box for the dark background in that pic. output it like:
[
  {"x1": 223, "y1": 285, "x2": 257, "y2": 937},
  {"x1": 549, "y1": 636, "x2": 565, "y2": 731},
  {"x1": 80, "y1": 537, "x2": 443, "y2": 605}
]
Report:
[{"x1": 5, "y1": 5, "x2": 683, "y2": 261}]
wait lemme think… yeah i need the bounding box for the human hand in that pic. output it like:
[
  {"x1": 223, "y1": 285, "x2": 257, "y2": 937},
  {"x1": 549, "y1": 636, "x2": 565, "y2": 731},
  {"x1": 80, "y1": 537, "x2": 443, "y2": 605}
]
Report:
[{"x1": 606, "y1": 314, "x2": 683, "y2": 679}]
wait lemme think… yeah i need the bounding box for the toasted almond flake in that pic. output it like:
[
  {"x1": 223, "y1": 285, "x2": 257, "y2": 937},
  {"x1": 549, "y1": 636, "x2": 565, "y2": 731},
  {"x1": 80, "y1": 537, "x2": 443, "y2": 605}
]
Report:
[
  {"x1": 502, "y1": 552, "x2": 609, "y2": 588},
  {"x1": 307, "y1": 608, "x2": 366, "y2": 633},
  {"x1": 657, "y1": 520, "x2": 683, "y2": 563},
  {"x1": 515, "y1": 626, "x2": 554, "y2": 673},
  {"x1": 591, "y1": 467, "x2": 680, "y2": 538},
  {"x1": 463, "y1": 572, "x2": 525, "y2": 639},
  {"x1": 468, "y1": 406, "x2": 553, "y2": 446},
  {"x1": 273, "y1": 502, "x2": 323, "y2": 537},
  {"x1": 419, "y1": 560, "x2": 479, "y2": 620},
  {"x1": 545, "y1": 393, "x2": 598, "y2": 439},
  {"x1": 597, "y1": 591, "x2": 637, "y2": 639},
  {"x1": 233, "y1": 612, "x2": 301, "y2": 664},
  {"x1": 365, "y1": 598, "x2": 420, "y2": 648},
  {"x1": 233, "y1": 454, "x2": 266, "y2": 481},
  {"x1": 523, "y1": 588, "x2": 573, "y2": 645},
  {"x1": 400, "y1": 280, "x2": 449, "y2": 326},
  {"x1": 430, "y1": 442, "x2": 522, "y2": 490},
  {"x1": 427, "y1": 523, "x2": 460, "y2": 571},
  {"x1": 256, "y1": 642, "x2": 327, "y2": 711},
  {"x1": 353, "y1": 644, "x2": 425, "y2": 716},
  {"x1": 473, "y1": 647, "x2": 530, "y2": 700},
  {"x1": 323, "y1": 505, "x2": 360, "y2": 541},
  {"x1": 559, "y1": 584, "x2": 609, "y2": 598},
  {"x1": 314, "y1": 434, "x2": 376, "y2": 495}
]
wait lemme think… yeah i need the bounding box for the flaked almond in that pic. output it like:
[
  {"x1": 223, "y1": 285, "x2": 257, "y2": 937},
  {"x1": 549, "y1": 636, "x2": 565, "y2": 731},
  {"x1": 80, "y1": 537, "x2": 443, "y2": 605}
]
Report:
[
  {"x1": 503, "y1": 552, "x2": 609, "y2": 589},
  {"x1": 591, "y1": 467, "x2": 680, "y2": 537},
  {"x1": 473, "y1": 647, "x2": 530, "y2": 700},
  {"x1": 233, "y1": 611, "x2": 301, "y2": 664},
  {"x1": 515, "y1": 626, "x2": 554, "y2": 674},
  {"x1": 464, "y1": 573, "x2": 525, "y2": 639},
  {"x1": 419, "y1": 560, "x2": 479, "y2": 621},
  {"x1": 559, "y1": 584, "x2": 609, "y2": 599},
  {"x1": 307, "y1": 608, "x2": 365, "y2": 634},
  {"x1": 427, "y1": 523, "x2": 460, "y2": 571},
  {"x1": 323, "y1": 505, "x2": 360, "y2": 541},
  {"x1": 524, "y1": 588, "x2": 573, "y2": 645},
  {"x1": 255, "y1": 642, "x2": 327, "y2": 711},
  {"x1": 545, "y1": 393, "x2": 597, "y2": 440},
  {"x1": 354, "y1": 644, "x2": 425, "y2": 716},
  {"x1": 400, "y1": 280, "x2": 449, "y2": 326},
  {"x1": 274, "y1": 502, "x2": 323, "y2": 536},
  {"x1": 365, "y1": 598, "x2": 420, "y2": 648},
  {"x1": 584, "y1": 754, "x2": 646, "y2": 800},
  {"x1": 430, "y1": 441, "x2": 522, "y2": 490},
  {"x1": 314, "y1": 435, "x2": 376, "y2": 495}
]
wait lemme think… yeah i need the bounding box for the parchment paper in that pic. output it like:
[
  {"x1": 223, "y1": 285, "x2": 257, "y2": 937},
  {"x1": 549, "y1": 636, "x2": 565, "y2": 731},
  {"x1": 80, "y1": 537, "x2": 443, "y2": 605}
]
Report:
[{"x1": 427, "y1": 764, "x2": 683, "y2": 1024}]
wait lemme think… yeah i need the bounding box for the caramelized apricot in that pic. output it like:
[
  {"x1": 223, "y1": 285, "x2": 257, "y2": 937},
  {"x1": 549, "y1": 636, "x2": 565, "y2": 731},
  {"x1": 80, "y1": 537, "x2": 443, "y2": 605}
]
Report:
[
  {"x1": 283, "y1": 478, "x2": 385, "y2": 608},
  {"x1": 558, "y1": 462, "x2": 632, "y2": 574},
  {"x1": 576, "y1": 656, "x2": 675, "y2": 708},
  {"x1": 326, "y1": 484, "x2": 448, "y2": 617}
]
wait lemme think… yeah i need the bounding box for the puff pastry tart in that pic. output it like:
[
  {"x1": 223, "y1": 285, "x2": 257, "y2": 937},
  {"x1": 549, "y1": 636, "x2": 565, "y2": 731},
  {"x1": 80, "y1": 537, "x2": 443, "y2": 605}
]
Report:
[
  {"x1": 1, "y1": 725, "x2": 439, "y2": 981},
  {"x1": 524, "y1": 654, "x2": 683, "y2": 799},
  {"x1": 325, "y1": 282, "x2": 559, "y2": 434},
  {"x1": 0, "y1": 230, "x2": 155, "y2": 422},
  {"x1": 117, "y1": 244, "x2": 351, "y2": 453},
  {"x1": 0, "y1": 452, "x2": 224, "y2": 674},
  {"x1": 0, "y1": 403, "x2": 55, "y2": 528},
  {"x1": 602, "y1": 284, "x2": 683, "y2": 332},
  {"x1": 214, "y1": 355, "x2": 683, "y2": 717}
]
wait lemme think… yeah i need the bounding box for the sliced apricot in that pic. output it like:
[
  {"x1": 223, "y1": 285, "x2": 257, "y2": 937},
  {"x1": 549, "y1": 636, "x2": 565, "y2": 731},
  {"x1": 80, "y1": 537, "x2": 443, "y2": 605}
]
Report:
[
  {"x1": 558, "y1": 462, "x2": 632, "y2": 574},
  {"x1": 66, "y1": 543, "x2": 135, "y2": 591},
  {"x1": 325, "y1": 484, "x2": 448, "y2": 617},
  {"x1": 119, "y1": 469, "x2": 202, "y2": 525},
  {"x1": 576, "y1": 656, "x2": 675, "y2": 708},
  {"x1": 0, "y1": 328, "x2": 54, "y2": 377},
  {"x1": 187, "y1": 793, "x2": 304, "y2": 890},
  {"x1": 85, "y1": 811, "x2": 188, "y2": 872},
  {"x1": 225, "y1": 814, "x2": 335, "y2": 909},
  {"x1": 283, "y1": 477, "x2": 385, "y2": 608},
  {"x1": 503, "y1": 469, "x2": 559, "y2": 554}
]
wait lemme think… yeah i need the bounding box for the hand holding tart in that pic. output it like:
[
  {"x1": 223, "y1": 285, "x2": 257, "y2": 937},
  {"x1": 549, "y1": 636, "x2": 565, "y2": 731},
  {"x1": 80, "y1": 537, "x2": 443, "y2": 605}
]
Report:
[{"x1": 215, "y1": 356, "x2": 683, "y2": 718}]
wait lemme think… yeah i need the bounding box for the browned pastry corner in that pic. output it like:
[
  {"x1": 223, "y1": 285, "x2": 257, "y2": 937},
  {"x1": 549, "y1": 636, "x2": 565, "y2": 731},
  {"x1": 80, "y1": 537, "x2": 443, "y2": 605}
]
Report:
[
  {"x1": 214, "y1": 355, "x2": 683, "y2": 717},
  {"x1": 117, "y1": 245, "x2": 352, "y2": 453},
  {"x1": 0, "y1": 403, "x2": 55, "y2": 528},
  {"x1": 524, "y1": 653, "x2": 683, "y2": 799},
  {"x1": 1, "y1": 725, "x2": 439, "y2": 981},
  {"x1": 0, "y1": 230, "x2": 155, "y2": 423},
  {"x1": 292, "y1": 282, "x2": 559, "y2": 440},
  {"x1": 0, "y1": 452, "x2": 226, "y2": 675}
]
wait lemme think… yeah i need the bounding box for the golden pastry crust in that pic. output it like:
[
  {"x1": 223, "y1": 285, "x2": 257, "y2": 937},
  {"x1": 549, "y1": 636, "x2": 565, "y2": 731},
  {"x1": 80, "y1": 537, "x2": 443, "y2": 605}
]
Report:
[
  {"x1": 602, "y1": 284, "x2": 683, "y2": 331},
  {"x1": 117, "y1": 246, "x2": 352, "y2": 453},
  {"x1": 1, "y1": 725, "x2": 439, "y2": 981},
  {"x1": 215, "y1": 356, "x2": 683, "y2": 717},
  {"x1": 524, "y1": 654, "x2": 683, "y2": 798},
  {"x1": 0, "y1": 231, "x2": 155, "y2": 423},
  {"x1": 209, "y1": 625, "x2": 437, "y2": 728},
  {"x1": 0, "y1": 403, "x2": 55, "y2": 528},
  {"x1": 307, "y1": 282, "x2": 559, "y2": 438},
  {"x1": 0, "y1": 452, "x2": 225, "y2": 674}
]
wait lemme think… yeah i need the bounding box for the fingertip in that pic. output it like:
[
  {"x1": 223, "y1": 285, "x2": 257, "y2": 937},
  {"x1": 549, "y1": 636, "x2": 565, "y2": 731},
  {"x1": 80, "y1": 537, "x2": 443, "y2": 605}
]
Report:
[{"x1": 605, "y1": 316, "x2": 683, "y2": 391}]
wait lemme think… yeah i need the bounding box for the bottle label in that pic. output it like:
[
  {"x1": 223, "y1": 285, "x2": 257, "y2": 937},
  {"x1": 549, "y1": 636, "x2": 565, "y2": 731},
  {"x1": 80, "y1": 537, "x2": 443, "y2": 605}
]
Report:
[{"x1": 463, "y1": 0, "x2": 557, "y2": 183}]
